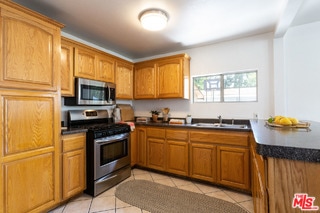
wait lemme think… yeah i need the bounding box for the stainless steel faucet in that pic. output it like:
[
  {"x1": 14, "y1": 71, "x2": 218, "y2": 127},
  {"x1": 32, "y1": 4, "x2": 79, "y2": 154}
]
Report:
[{"x1": 218, "y1": 115, "x2": 222, "y2": 124}]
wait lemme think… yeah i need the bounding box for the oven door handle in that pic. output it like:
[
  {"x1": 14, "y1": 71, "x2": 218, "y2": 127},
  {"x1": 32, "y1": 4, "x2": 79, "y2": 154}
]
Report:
[{"x1": 94, "y1": 133, "x2": 129, "y2": 145}]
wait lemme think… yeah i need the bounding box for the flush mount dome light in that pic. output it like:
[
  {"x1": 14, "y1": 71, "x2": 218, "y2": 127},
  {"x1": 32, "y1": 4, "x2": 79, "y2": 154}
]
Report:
[{"x1": 139, "y1": 9, "x2": 169, "y2": 31}]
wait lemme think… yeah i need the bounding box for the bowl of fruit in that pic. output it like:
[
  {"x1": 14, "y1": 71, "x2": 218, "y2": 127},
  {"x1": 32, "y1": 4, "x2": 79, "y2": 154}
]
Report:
[{"x1": 267, "y1": 116, "x2": 310, "y2": 128}]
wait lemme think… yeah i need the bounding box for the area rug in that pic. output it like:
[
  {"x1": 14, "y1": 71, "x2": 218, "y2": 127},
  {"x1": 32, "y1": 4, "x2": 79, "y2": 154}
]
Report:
[{"x1": 115, "y1": 180, "x2": 249, "y2": 213}]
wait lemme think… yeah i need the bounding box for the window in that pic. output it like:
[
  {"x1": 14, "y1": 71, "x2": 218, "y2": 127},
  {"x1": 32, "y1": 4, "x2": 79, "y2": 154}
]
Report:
[{"x1": 193, "y1": 70, "x2": 257, "y2": 103}]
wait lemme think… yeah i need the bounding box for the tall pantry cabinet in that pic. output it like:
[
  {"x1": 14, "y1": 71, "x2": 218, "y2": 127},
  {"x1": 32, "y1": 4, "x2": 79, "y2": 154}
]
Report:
[{"x1": 0, "y1": 1, "x2": 63, "y2": 213}]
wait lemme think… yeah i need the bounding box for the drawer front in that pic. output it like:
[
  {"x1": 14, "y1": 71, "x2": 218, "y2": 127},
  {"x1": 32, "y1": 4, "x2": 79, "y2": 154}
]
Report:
[
  {"x1": 190, "y1": 130, "x2": 249, "y2": 147},
  {"x1": 62, "y1": 133, "x2": 86, "y2": 152},
  {"x1": 147, "y1": 128, "x2": 165, "y2": 138},
  {"x1": 166, "y1": 129, "x2": 188, "y2": 140}
]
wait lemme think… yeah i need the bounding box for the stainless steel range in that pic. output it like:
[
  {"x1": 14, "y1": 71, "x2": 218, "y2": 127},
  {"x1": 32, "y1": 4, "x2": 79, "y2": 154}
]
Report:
[{"x1": 68, "y1": 110, "x2": 131, "y2": 196}]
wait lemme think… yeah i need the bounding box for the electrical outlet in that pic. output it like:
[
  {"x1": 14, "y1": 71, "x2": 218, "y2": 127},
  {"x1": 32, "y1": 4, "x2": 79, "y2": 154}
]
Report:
[{"x1": 253, "y1": 113, "x2": 258, "y2": 119}]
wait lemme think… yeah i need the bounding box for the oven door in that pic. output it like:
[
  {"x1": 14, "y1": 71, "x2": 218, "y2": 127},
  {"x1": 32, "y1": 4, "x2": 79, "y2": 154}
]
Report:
[{"x1": 94, "y1": 133, "x2": 130, "y2": 180}]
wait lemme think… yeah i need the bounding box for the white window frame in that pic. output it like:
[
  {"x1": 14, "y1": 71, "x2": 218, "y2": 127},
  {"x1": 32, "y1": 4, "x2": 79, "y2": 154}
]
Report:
[{"x1": 192, "y1": 70, "x2": 258, "y2": 103}]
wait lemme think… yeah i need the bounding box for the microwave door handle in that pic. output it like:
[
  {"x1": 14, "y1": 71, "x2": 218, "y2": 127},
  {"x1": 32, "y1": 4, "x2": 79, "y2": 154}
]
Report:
[{"x1": 108, "y1": 86, "x2": 111, "y2": 102}]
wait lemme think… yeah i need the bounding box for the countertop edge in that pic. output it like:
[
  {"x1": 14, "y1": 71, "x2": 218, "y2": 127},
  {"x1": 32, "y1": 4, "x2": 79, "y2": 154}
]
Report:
[
  {"x1": 250, "y1": 120, "x2": 320, "y2": 163},
  {"x1": 255, "y1": 143, "x2": 320, "y2": 162},
  {"x1": 61, "y1": 128, "x2": 88, "y2": 135}
]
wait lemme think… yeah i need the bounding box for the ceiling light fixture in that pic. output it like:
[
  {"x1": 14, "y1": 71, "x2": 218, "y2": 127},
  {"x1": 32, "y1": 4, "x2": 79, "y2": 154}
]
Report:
[{"x1": 139, "y1": 9, "x2": 169, "y2": 31}]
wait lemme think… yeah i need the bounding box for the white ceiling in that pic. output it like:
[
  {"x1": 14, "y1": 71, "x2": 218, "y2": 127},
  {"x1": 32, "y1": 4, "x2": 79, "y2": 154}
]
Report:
[{"x1": 12, "y1": 0, "x2": 320, "y2": 60}]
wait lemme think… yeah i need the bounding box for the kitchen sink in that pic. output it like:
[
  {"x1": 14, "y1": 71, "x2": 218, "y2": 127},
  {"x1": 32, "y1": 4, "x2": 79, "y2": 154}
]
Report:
[{"x1": 192, "y1": 123, "x2": 249, "y2": 129}]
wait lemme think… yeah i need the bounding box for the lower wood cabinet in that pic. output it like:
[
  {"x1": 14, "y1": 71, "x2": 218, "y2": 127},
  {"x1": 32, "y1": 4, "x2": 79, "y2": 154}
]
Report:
[
  {"x1": 147, "y1": 128, "x2": 166, "y2": 171},
  {"x1": 136, "y1": 127, "x2": 147, "y2": 167},
  {"x1": 166, "y1": 129, "x2": 189, "y2": 176},
  {"x1": 134, "y1": 126, "x2": 250, "y2": 192},
  {"x1": 61, "y1": 132, "x2": 86, "y2": 200},
  {"x1": 189, "y1": 143, "x2": 217, "y2": 182},
  {"x1": 217, "y1": 146, "x2": 250, "y2": 190},
  {"x1": 130, "y1": 131, "x2": 137, "y2": 166}
]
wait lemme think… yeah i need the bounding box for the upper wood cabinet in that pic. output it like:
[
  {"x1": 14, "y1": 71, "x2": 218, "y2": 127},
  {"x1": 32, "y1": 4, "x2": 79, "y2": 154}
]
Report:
[
  {"x1": 116, "y1": 60, "x2": 134, "y2": 99},
  {"x1": 74, "y1": 46, "x2": 97, "y2": 80},
  {"x1": 61, "y1": 38, "x2": 75, "y2": 96},
  {"x1": 96, "y1": 53, "x2": 115, "y2": 83},
  {"x1": 0, "y1": 2, "x2": 63, "y2": 92},
  {"x1": 134, "y1": 62, "x2": 157, "y2": 99},
  {"x1": 134, "y1": 54, "x2": 190, "y2": 99},
  {"x1": 157, "y1": 57, "x2": 188, "y2": 99}
]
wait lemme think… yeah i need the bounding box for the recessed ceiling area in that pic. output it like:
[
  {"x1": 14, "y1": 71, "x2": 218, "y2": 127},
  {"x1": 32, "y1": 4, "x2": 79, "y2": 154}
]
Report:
[{"x1": 11, "y1": 0, "x2": 320, "y2": 60}]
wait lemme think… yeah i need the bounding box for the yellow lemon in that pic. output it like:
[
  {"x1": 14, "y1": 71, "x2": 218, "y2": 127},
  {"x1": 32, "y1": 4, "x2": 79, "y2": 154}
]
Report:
[
  {"x1": 279, "y1": 117, "x2": 292, "y2": 126},
  {"x1": 289, "y1": 117, "x2": 299, "y2": 125},
  {"x1": 274, "y1": 116, "x2": 283, "y2": 124}
]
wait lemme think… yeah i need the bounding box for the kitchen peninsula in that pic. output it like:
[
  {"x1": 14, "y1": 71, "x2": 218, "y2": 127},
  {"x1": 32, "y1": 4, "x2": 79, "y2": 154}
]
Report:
[{"x1": 250, "y1": 119, "x2": 320, "y2": 213}]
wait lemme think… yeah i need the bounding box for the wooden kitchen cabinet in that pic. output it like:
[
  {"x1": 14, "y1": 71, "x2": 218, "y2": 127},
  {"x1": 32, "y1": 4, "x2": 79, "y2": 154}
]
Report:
[
  {"x1": 0, "y1": 89, "x2": 61, "y2": 213},
  {"x1": 190, "y1": 130, "x2": 250, "y2": 190},
  {"x1": 74, "y1": 46, "x2": 97, "y2": 80},
  {"x1": 166, "y1": 129, "x2": 189, "y2": 176},
  {"x1": 96, "y1": 53, "x2": 115, "y2": 83},
  {"x1": 147, "y1": 128, "x2": 166, "y2": 171},
  {"x1": 134, "y1": 62, "x2": 157, "y2": 99},
  {"x1": 217, "y1": 146, "x2": 250, "y2": 190},
  {"x1": 61, "y1": 133, "x2": 86, "y2": 200},
  {"x1": 157, "y1": 56, "x2": 190, "y2": 99},
  {"x1": 134, "y1": 54, "x2": 190, "y2": 99},
  {"x1": 250, "y1": 133, "x2": 267, "y2": 213},
  {"x1": 0, "y1": 1, "x2": 62, "y2": 92},
  {"x1": 61, "y1": 38, "x2": 75, "y2": 96},
  {"x1": 136, "y1": 127, "x2": 147, "y2": 167},
  {"x1": 189, "y1": 139, "x2": 217, "y2": 182},
  {"x1": 0, "y1": 2, "x2": 62, "y2": 212},
  {"x1": 116, "y1": 60, "x2": 134, "y2": 99},
  {"x1": 130, "y1": 130, "x2": 137, "y2": 166}
]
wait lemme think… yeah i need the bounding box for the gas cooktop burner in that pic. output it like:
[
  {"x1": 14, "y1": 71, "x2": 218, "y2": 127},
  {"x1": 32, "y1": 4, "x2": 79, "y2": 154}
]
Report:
[{"x1": 88, "y1": 123, "x2": 131, "y2": 139}]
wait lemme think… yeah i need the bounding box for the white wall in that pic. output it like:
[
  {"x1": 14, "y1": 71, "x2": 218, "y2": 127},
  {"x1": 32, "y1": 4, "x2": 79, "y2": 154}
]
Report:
[
  {"x1": 274, "y1": 21, "x2": 320, "y2": 121},
  {"x1": 133, "y1": 33, "x2": 275, "y2": 120}
]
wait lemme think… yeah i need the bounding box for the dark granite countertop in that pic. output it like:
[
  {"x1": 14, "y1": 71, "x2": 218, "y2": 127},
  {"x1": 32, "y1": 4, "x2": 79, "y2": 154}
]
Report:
[
  {"x1": 61, "y1": 128, "x2": 88, "y2": 135},
  {"x1": 135, "y1": 118, "x2": 251, "y2": 132},
  {"x1": 250, "y1": 119, "x2": 320, "y2": 162}
]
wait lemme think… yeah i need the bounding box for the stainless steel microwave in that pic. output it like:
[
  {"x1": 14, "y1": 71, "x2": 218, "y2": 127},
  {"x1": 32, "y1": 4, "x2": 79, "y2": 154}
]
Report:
[{"x1": 64, "y1": 78, "x2": 116, "y2": 106}]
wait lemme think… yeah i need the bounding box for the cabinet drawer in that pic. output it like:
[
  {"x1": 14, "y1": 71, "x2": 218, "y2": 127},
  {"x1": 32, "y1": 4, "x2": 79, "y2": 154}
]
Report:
[
  {"x1": 62, "y1": 133, "x2": 86, "y2": 152},
  {"x1": 166, "y1": 129, "x2": 189, "y2": 140},
  {"x1": 190, "y1": 130, "x2": 249, "y2": 147},
  {"x1": 147, "y1": 128, "x2": 165, "y2": 138}
]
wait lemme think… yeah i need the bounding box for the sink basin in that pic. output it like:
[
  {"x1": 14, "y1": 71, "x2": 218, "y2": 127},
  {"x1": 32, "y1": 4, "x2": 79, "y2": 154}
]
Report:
[{"x1": 192, "y1": 123, "x2": 248, "y2": 129}]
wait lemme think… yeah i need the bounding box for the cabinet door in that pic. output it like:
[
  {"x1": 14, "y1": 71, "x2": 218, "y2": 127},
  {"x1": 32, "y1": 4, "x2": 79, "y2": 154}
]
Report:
[
  {"x1": 63, "y1": 149, "x2": 85, "y2": 199},
  {"x1": 96, "y1": 54, "x2": 115, "y2": 83},
  {"x1": 130, "y1": 131, "x2": 137, "y2": 166},
  {"x1": 136, "y1": 127, "x2": 147, "y2": 166},
  {"x1": 74, "y1": 46, "x2": 96, "y2": 79},
  {"x1": 166, "y1": 129, "x2": 189, "y2": 176},
  {"x1": 61, "y1": 39, "x2": 74, "y2": 96},
  {"x1": 157, "y1": 58, "x2": 183, "y2": 98},
  {"x1": 189, "y1": 143, "x2": 217, "y2": 182},
  {"x1": 0, "y1": 6, "x2": 61, "y2": 91},
  {"x1": 134, "y1": 62, "x2": 156, "y2": 99},
  {"x1": 116, "y1": 61, "x2": 134, "y2": 99},
  {"x1": 61, "y1": 133, "x2": 86, "y2": 200},
  {"x1": 0, "y1": 89, "x2": 60, "y2": 213},
  {"x1": 167, "y1": 140, "x2": 189, "y2": 176},
  {"x1": 147, "y1": 138, "x2": 166, "y2": 171},
  {"x1": 217, "y1": 146, "x2": 250, "y2": 190}
]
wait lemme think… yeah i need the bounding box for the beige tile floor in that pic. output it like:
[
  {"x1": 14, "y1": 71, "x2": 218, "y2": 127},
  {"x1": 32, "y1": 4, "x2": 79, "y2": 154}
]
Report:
[{"x1": 49, "y1": 168, "x2": 254, "y2": 213}]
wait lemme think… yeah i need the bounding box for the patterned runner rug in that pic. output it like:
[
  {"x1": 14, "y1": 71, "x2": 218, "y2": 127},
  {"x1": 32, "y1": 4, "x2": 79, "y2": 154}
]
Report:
[{"x1": 115, "y1": 179, "x2": 249, "y2": 213}]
